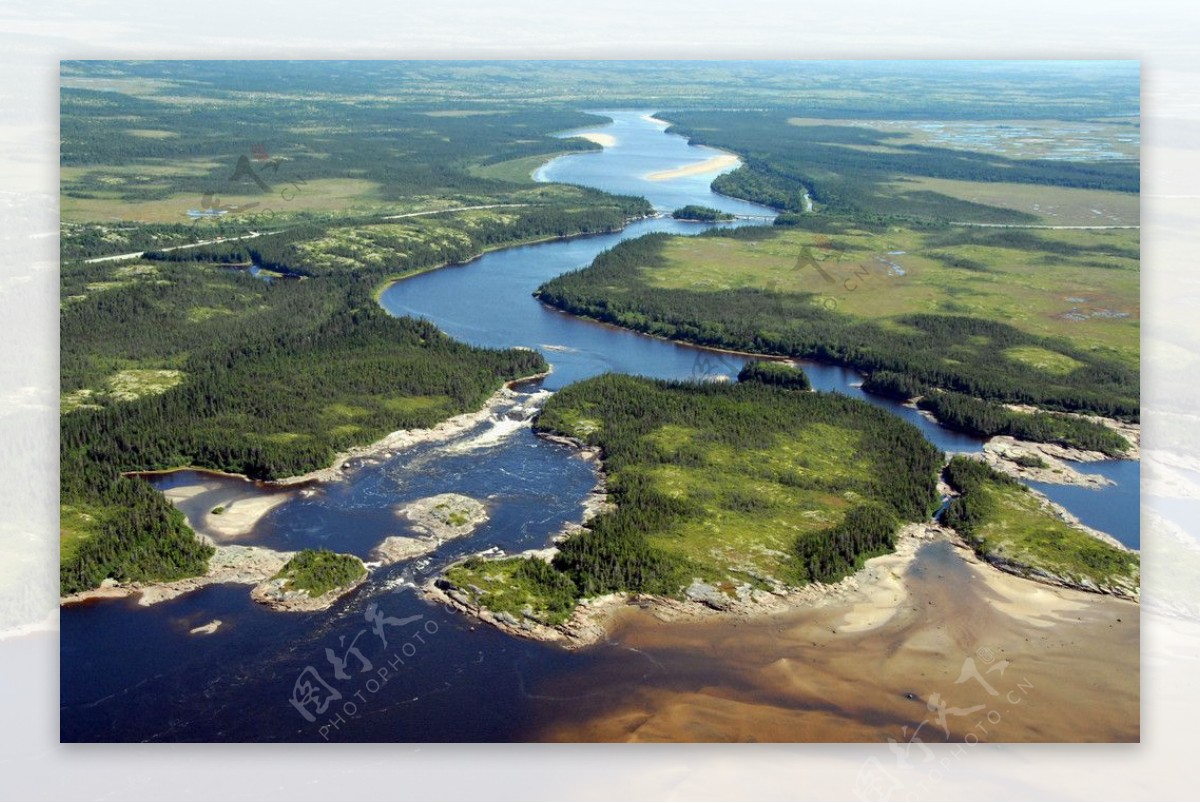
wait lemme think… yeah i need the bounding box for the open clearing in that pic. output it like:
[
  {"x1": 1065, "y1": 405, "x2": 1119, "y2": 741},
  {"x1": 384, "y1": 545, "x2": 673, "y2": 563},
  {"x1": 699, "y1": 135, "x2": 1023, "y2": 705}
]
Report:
[
  {"x1": 786, "y1": 117, "x2": 1140, "y2": 161},
  {"x1": 649, "y1": 224, "x2": 1139, "y2": 367},
  {"x1": 886, "y1": 176, "x2": 1138, "y2": 226},
  {"x1": 61, "y1": 177, "x2": 385, "y2": 223}
]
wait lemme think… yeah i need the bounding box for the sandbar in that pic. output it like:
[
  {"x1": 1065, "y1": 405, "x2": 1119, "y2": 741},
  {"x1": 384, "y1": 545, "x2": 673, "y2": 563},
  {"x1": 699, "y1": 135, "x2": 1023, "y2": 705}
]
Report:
[
  {"x1": 645, "y1": 153, "x2": 740, "y2": 181},
  {"x1": 573, "y1": 132, "x2": 616, "y2": 147},
  {"x1": 161, "y1": 483, "x2": 293, "y2": 541}
]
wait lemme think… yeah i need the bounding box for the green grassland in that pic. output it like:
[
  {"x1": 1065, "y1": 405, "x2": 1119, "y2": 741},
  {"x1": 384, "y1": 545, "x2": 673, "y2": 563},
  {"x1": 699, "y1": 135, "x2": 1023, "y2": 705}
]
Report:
[
  {"x1": 940, "y1": 456, "x2": 1138, "y2": 593},
  {"x1": 442, "y1": 374, "x2": 942, "y2": 624},
  {"x1": 62, "y1": 177, "x2": 386, "y2": 224},
  {"x1": 647, "y1": 224, "x2": 1138, "y2": 366},
  {"x1": 882, "y1": 177, "x2": 1139, "y2": 226},
  {"x1": 660, "y1": 110, "x2": 1138, "y2": 219},
  {"x1": 274, "y1": 549, "x2": 367, "y2": 597},
  {"x1": 536, "y1": 230, "x2": 1138, "y2": 430},
  {"x1": 785, "y1": 117, "x2": 1140, "y2": 162},
  {"x1": 466, "y1": 152, "x2": 574, "y2": 184}
]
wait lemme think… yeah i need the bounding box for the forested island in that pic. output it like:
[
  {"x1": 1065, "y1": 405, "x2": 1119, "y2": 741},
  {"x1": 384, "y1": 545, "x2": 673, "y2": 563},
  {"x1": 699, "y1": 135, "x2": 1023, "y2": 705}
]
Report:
[
  {"x1": 253, "y1": 549, "x2": 368, "y2": 609},
  {"x1": 435, "y1": 373, "x2": 943, "y2": 626},
  {"x1": 671, "y1": 205, "x2": 734, "y2": 222}
]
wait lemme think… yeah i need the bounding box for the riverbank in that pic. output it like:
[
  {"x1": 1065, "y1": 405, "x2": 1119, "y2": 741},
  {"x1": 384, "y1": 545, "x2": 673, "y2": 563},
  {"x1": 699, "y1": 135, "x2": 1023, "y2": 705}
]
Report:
[
  {"x1": 61, "y1": 543, "x2": 295, "y2": 608},
  {"x1": 370, "y1": 217, "x2": 651, "y2": 305},
  {"x1": 270, "y1": 374, "x2": 549, "y2": 485},
  {"x1": 63, "y1": 543, "x2": 371, "y2": 613},
  {"x1": 429, "y1": 503, "x2": 1138, "y2": 656},
  {"x1": 64, "y1": 374, "x2": 550, "y2": 604},
  {"x1": 430, "y1": 522, "x2": 947, "y2": 649}
]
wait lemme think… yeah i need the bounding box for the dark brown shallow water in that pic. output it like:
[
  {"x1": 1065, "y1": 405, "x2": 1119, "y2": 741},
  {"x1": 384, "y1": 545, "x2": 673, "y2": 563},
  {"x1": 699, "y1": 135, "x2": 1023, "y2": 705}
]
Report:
[{"x1": 520, "y1": 541, "x2": 1139, "y2": 743}]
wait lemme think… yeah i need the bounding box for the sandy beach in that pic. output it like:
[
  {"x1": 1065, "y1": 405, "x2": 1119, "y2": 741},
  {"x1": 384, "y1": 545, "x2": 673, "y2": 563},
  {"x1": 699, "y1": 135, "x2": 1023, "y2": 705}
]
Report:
[
  {"x1": 645, "y1": 153, "x2": 740, "y2": 181},
  {"x1": 161, "y1": 482, "x2": 294, "y2": 541}
]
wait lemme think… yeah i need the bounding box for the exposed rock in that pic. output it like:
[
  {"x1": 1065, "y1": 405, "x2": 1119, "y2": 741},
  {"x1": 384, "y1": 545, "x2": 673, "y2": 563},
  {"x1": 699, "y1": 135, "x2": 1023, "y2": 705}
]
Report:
[
  {"x1": 370, "y1": 535, "x2": 440, "y2": 564},
  {"x1": 976, "y1": 437, "x2": 1115, "y2": 487},
  {"x1": 1001, "y1": 404, "x2": 1140, "y2": 460},
  {"x1": 397, "y1": 493, "x2": 488, "y2": 540},
  {"x1": 270, "y1": 377, "x2": 548, "y2": 486}
]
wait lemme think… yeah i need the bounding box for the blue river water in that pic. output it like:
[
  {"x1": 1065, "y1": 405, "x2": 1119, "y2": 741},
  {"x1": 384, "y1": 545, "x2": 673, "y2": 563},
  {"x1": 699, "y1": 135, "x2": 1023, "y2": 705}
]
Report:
[{"x1": 59, "y1": 110, "x2": 1139, "y2": 742}]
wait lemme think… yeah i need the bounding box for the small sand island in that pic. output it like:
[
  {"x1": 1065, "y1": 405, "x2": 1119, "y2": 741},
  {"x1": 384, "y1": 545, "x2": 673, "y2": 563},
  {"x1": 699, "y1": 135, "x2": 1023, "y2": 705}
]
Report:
[
  {"x1": 157, "y1": 480, "x2": 295, "y2": 541},
  {"x1": 189, "y1": 619, "x2": 222, "y2": 635},
  {"x1": 646, "y1": 152, "x2": 740, "y2": 181},
  {"x1": 370, "y1": 493, "x2": 490, "y2": 564}
]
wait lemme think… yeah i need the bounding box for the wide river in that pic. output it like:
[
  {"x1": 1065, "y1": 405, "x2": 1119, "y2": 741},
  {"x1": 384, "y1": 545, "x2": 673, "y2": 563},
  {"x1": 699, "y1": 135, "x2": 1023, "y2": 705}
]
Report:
[{"x1": 59, "y1": 111, "x2": 1139, "y2": 742}]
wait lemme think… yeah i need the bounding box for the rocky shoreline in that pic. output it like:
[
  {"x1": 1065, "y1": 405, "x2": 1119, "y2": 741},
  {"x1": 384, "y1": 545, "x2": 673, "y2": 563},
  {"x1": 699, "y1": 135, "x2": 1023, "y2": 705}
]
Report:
[
  {"x1": 939, "y1": 455, "x2": 1139, "y2": 602},
  {"x1": 425, "y1": 522, "x2": 949, "y2": 649},
  {"x1": 271, "y1": 374, "x2": 550, "y2": 486},
  {"x1": 973, "y1": 436, "x2": 1115, "y2": 487},
  {"x1": 1003, "y1": 403, "x2": 1141, "y2": 461},
  {"x1": 62, "y1": 543, "x2": 295, "y2": 608},
  {"x1": 250, "y1": 568, "x2": 368, "y2": 612},
  {"x1": 62, "y1": 542, "x2": 369, "y2": 613},
  {"x1": 906, "y1": 399, "x2": 1140, "y2": 475},
  {"x1": 426, "y1": 424, "x2": 1141, "y2": 647}
]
